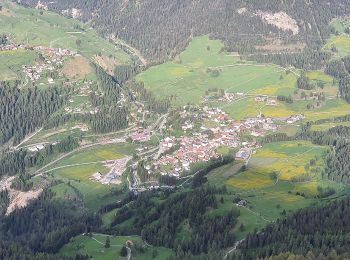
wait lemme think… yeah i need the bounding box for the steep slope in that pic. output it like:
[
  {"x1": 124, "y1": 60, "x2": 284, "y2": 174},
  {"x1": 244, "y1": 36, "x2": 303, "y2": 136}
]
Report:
[{"x1": 19, "y1": 0, "x2": 350, "y2": 62}]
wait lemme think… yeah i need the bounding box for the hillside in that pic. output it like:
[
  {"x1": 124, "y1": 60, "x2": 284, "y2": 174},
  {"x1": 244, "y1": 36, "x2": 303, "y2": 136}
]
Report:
[
  {"x1": 19, "y1": 0, "x2": 350, "y2": 62},
  {"x1": 1, "y1": 1, "x2": 350, "y2": 260}
]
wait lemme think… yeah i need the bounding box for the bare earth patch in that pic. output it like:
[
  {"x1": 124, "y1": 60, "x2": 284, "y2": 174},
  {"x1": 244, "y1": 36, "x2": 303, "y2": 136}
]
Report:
[
  {"x1": 0, "y1": 176, "x2": 43, "y2": 215},
  {"x1": 7, "y1": 189, "x2": 43, "y2": 215},
  {"x1": 94, "y1": 54, "x2": 120, "y2": 75},
  {"x1": 0, "y1": 6, "x2": 14, "y2": 17},
  {"x1": 237, "y1": 8, "x2": 299, "y2": 35},
  {"x1": 257, "y1": 11, "x2": 299, "y2": 35},
  {"x1": 62, "y1": 56, "x2": 92, "y2": 80},
  {"x1": 256, "y1": 39, "x2": 306, "y2": 52}
]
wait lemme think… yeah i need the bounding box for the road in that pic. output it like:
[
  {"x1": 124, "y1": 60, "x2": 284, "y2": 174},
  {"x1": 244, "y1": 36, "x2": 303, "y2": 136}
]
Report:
[
  {"x1": 14, "y1": 127, "x2": 43, "y2": 150},
  {"x1": 33, "y1": 140, "x2": 120, "y2": 177},
  {"x1": 223, "y1": 239, "x2": 245, "y2": 259},
  {"x1": 109, "y1": 36, "x2": 147, "y2": 67}
]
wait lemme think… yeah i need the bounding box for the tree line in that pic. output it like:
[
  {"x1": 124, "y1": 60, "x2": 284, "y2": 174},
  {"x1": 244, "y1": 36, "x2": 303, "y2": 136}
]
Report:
[
  {"x1": 231, "y1": 197, "x2": 350, "y2": 259},
  {"x1": 0, "y1": 81, "x2": 67, "y2": 145},
  {"x1": 20, "y1": 0, "x2": 350, "y2": 63}
]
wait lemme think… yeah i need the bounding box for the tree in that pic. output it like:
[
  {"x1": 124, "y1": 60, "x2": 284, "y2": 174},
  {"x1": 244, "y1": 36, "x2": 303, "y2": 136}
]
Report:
[
  {"x1": 120, "y1": 246, "x2": 128, "y2": 257},
  {"x1": 104, "y1": 236, "x2": 110, "y2": 248},
  {"x1": 76, "y1": 39, "x2": 82, "y2": 47}
]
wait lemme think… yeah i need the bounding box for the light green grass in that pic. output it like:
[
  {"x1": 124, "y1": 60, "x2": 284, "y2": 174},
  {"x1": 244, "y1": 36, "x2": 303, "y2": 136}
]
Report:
[
  {"x1": 53, "y1": 143, "x2": 136, "y2": 168},
  {"x1": 207, "y1": 141, "x2": 343, "y2": 236},
  {"x1": 137, "y1": 36, "x2": 289, "y2": 106},
  {"x1": 0, "y1": 49, "x2": 38, "y2": 80},
  {"x1": 0, "y1": 1, "x2": 131, "y2": 62},
  {"x1": 60, "y1": 233, "x2": 174, "y2": 260}
]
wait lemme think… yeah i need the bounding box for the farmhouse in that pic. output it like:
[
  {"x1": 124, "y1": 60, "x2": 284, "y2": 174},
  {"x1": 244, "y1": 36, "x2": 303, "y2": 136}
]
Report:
[{"x1": 235, "y1": 149, "x2": 251, "y2": 161}]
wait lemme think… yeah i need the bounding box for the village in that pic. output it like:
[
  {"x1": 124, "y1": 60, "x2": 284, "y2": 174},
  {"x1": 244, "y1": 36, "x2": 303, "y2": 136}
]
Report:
[
  {"x1": 124, "y1": 104, "x2": 304, "y2": 180},
  {"x1": 1, "y1": 41, "x2": 77, "y2": 85}
]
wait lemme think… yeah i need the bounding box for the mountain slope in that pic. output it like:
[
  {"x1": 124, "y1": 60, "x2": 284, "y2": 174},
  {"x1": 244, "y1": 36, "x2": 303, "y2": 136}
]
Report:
[{"x1": 19, "y1": 0, "x2": 350, "y2": 62}]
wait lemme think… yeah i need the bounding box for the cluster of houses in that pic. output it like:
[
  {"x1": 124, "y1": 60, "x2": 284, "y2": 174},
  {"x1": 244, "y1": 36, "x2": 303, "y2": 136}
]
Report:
[
  {"x1": 130, "y1": 131, "x2": 151, "y2": 142},
  {"x1": 27, "y1": 143, "x2": 46, "y2": 152},
  {"x1": 286, "y1": 114, "x2": 304, "y2": 124},
  {"x1": 90, "y1": 157, "x2": 131, "y2": 185},
  {"x1": 255, "y1": 95, "x2": 277, "y2": 106},
  {"x1": 141, "y1": 104, "x2": 281, "y2": 177},
  {"x1": 21, "y1": 46, "x2": 77, "y2": 84},
  {"x1": 0, "y1": 43, "x2": 26, "y2": 51},
  {"x1": 203, "y1": 91, "x2": 244, "y2": 103}
]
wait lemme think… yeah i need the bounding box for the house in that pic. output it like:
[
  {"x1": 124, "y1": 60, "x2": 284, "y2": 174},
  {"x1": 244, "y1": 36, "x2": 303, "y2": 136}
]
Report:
[
  {"x1": 90, "y1": 172, "x2": 102, "y2": 181},
  {"x1": 236, "y1": 200, "x2": 247, "y2": 207},
  {"x1": 235, "y1": 149, "x2": 251, "y2": 161}
]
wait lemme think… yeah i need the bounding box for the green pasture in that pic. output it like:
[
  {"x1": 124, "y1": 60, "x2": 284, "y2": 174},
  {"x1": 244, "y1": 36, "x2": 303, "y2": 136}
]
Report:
[
  {"x1": 52, "y1": 143, "x2": 136, "y2": 168},
  {"x1": 324, "y1": 35, "x2": 350, "y2": 58},
  {"x1": 60, "y1": 233, "x2": 174, "y2": 260},
  {"x1": 136, "y1": 36, "x2": 290, "y2": 106},
  {"x1": 330, "y1": 18, "x2": 350, "y2": 33},
  {"x1": 0, "y1": 49, "x2": 38, "y2": 80},
  {"x1": 0, "y1": 1, "x2": 130, "y2": 62},
  {"x1": 207, "y1": 141, "x2": 344, "y2": 233}
]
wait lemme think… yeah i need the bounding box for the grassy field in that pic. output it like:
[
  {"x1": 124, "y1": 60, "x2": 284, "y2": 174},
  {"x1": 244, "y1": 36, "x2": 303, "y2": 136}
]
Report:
[
  {"x1": 0, "y1": 1, "x2": 131, "y2": 62},
  {"x1": 52, "y1": 143, "x2": 136, "y2": 168},
  {"x1": 60, "y1": 233, "x2": 174, "y2": 260},
  {"x1": 324, "y1": 35, "x2": 350, "y2": 58},
  {"x1": 207, "y1": 141, "x2": 344, "y2": 232},
  {"x1": 47, "y1": 143, "x2": 136, "y2": 210},
  {"x1": 220, "y1": 95, "x2": 350, "y2": 121},
  {"x1": 136, "y1": 36, "x2": 289, "y2": 106},
  {"x1": 0, "y1": 49, "x2": 38, "y2": 81},
  {"x1": 325, "y1": 18, "x2": 350, "y2": 58}
]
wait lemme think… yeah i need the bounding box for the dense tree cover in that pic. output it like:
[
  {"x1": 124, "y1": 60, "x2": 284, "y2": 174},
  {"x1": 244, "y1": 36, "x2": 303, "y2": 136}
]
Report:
[
  {"x1": 231, "y1": 197, "x2": 350, "y2": 259},
  {"x1": 0, "y1": 240, "x2": 69, "y2": 260},
  {"x1": 0, "y1": 189, "x2": 9, "y2": 215},
  {"x1": 0, "y1": 82, "x2": 67, "y2": 145},
  {"x1": 277, "y1": 95, "x2": 293, "y2": 103},
  {"x1": 324, "y1": 141, "x2": 350, "y2": 184},
  {"x1": 0, "y1": 190, "x2": 101, "y2": 254},
  {"x1": 108, "y1": 186, "x2": 238, "y2": 256},
  {"x1": 89, "y1": 64, "x2": 129, "y2": 133},
  {"x1": 297, "y1": 124, "x2": 350, "y2": 184},
  {"x1": 324, "y1": 55, "x2": 350, "y2": 103},
  {"x1": 114, "y1": 64, "x2": 142, "y2": 83},
  {"x1": 21, "y1": 0, "x2": 350, "y2": 62},
  {"x1": 0, "y1": 34, "x2": 8, "y2": 45},
  {"x1": 247, "y1": 49, "x2": 332, "y2": 70},
  {"x1": 297, "y1": 71, "x2": 313, "y2": 90},
  {"x1": 0, "y1": 135, "x2": 79, "y2": 179},
  {"x1": 127, "y1": 80, "x2": 171, "y2": 114}
]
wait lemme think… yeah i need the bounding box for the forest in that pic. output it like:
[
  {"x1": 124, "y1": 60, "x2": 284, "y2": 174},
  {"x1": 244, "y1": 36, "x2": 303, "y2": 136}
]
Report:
[
  {"x1": 19, "y1": 0, "x2": 350, "y2": 62},
  {"x1": 231, "y1": 197, "x2": 350, "y2": 259},
  {"x1": 0, "y1": 81, "x2": 67, "y2": 145}
]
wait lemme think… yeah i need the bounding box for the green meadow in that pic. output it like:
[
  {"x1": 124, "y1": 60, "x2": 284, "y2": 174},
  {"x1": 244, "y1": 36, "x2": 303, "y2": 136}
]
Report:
[
  {"x1": 0, "y1": 49, "x2": 38, "y2": 81},
  {"x1": 136, "y1": 36, "x2": 287, "y2": 106},
  {"x1": 0, "y1": 1, "x2": 130, "y2": 62},
  {"x1": 60, "y1": 233, "x2": 174, "y2": 260},
  {"x1": 207, "y1": 141, "x2": 344, "y2": 234},
  {"x1": 52, "y1": 143, "x2": 136, "y2": 168},
  {"x1": 46, "y1": 143, "x2": 136, "y2": 210}
]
